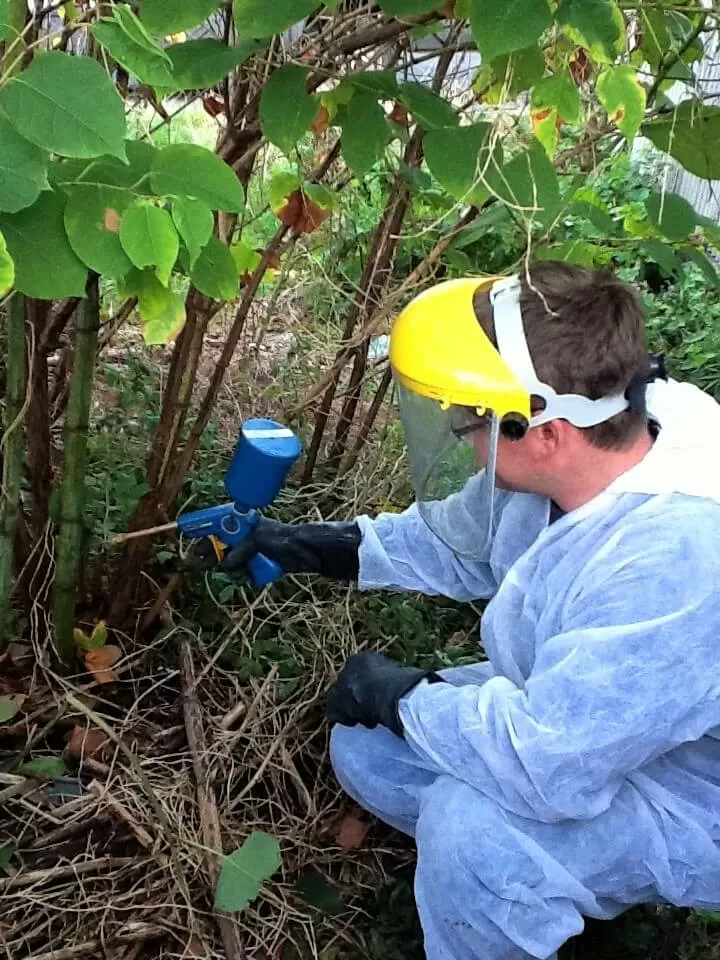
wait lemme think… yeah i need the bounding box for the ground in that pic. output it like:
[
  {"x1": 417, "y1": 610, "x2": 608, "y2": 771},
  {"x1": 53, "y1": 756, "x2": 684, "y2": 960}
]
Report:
[{"x1": 2, "y1": 298, "x2": 720, "y2": 960}]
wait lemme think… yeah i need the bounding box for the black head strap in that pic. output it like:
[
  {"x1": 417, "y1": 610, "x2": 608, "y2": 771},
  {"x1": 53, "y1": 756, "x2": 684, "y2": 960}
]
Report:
[{"x1": 625, "y1": 354, "x2": 668, "y2": 415}]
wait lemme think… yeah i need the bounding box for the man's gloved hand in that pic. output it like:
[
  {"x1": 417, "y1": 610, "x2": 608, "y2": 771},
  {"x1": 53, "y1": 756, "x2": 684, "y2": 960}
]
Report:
[
  {"x1": 327, "y1": 651, "x2": 444, "y2": 737},
  {"x1": 194, "y1": 517, "x2": 361, "y2": 581}
]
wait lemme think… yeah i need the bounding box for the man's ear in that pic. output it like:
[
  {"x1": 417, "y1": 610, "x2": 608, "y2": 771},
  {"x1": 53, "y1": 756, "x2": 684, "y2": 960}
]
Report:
[{"x1": 528, "y1": 419, "x2": 563, "y2": 459}]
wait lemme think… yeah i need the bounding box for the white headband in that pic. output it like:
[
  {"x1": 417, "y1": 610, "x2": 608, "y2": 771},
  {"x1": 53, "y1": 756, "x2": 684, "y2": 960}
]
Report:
[{"x1": 490, "y1": 274, "x2": 629, "y2": 428}]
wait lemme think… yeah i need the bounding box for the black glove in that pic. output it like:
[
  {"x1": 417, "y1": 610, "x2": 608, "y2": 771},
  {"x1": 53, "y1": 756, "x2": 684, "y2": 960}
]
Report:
[
  {"x1": 195, "y1": 517, "x2": 361, "y2": 581},
  {"x1": 327, "y1": 651, "x2": 444, "y2": 737}
]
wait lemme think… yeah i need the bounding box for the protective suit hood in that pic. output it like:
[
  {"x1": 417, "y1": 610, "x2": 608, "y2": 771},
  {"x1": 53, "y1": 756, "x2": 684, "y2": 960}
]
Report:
[{"x1": 607, "y1": 377, "x2": 720, "y2": 502}]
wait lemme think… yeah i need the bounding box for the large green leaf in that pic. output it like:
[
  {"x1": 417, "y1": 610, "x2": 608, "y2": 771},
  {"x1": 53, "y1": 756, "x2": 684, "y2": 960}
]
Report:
[
  {"x1": 120, "y1": 201, "x2": 179, "y2": 285},
  {"x1": 484, "y1": 46, "x2": 546, "y2": 98},
  {"x1": 190, "y1": 236, "x2": 239, "y2": 300},
  {"x1": 150, "y1": 144, "x2": 245, "y2": 212},
  {"x1": 377, "y1": 0, "x2": 443, "y2": 16},
  {"x1": 167, "y1": 39, "x2": 265, "y2": 90},
  {"x1": 215, "y1": 831, "x2": 281, "y2": 914},
  {"x1": 92, "y1": 18, "x2": 175, "y2": 87},
  {"x1": 0, "y1": 112, "x2": 50, "y2": 213},
  {"x1": 640, "y1": 10, "x2": 670, "y2": 69},
  {"x1": 138, "y1": 0, "x2": 222, "y2": 35},
  {"x1": 642, "y1": 103, "x2": 720, "y2": 181},
  {"x1": 340, "y1": 89, "x2": 389, "y2": 176},
  {"x1": 0, "y1": 229, "x2": 14, "y2": 296},
  {"x1": 641, "y1": 238, "x2": 683, "y2": 278},
  {"x1": 488, "y1": 139, "x2": 560, "y2": 227},
  {"x1": 259, "y1": 66, "x2": 315, "y2": 155},
  {"x1": 596, "y1": 66, "x2": 646, "y2": 143},
  {"x1": 0, "y1": 190, "x2": 87, "y2": 298},
  {"x1": 343, "y1": 71, "x2": 399, "y2": 99},
  {"x1": 0, "y1": 53, "x2": 126, "y2": 160},
  {"x1": 51, "y1": 141, "x2": 158, "y2": 194},
  {"x1": 646, "y1": 191, "x2": 697, "y2": 241},
  {"x1": 424, "y1": 123, "x2": 502, "y2": 207},
  {"x1": 534, "y1": 239, "x2": 608, "y2": 268},
  {"x1": 398, "y1": 83, "x2": 458, "y2": 130},
  {"x1": 171, "y1": 197, "x2": 213, "y2": 266},
  {"x1": 682, "y1": 246, "x2": 719, "y2": 288},
  {"x1": 232, "y1": 0, "x2": 317, "y2": 38},
  {"x1": 64, "y1": 184, "x2": 135, "y2": 277},
  {"x1": 469, "y1": 0, "x2": 552, "y2": 62},
  {"x1": 113, "y1": 3, "x2": 170, "y2": 58},
  {"x1": 555, "y1": 0, "x2": 625, "y2": 63}
]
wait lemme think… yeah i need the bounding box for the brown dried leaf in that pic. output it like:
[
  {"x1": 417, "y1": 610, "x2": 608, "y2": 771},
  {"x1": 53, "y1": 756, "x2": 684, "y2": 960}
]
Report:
[
  {"x1": 277, "y1": 189, "x2": 329, "y2": 237},
  {"x1": 185, "y1": 934, "x2": 208, "y2": 958},
  {"x1": 388, "y1": 102, "x2": 409, "y2": 127},
  {"x1": 334, "y1": 810, "x2": 370, "y2": 850},
  {"x1": 83, "y1": 644, "x2": 121, "y2": 684},
  {"x1": 202, "y1": 95, "x2": 225, "y2": 118},
  {"x1": 65, "y1": 725, "x2": 109, "y2": 760},
  {"x1": 103, "y1": 207, "x2": 121, "y2": 232},
  {"x1": 310, "y1": 104, "x2": 330, "y2": 135}
]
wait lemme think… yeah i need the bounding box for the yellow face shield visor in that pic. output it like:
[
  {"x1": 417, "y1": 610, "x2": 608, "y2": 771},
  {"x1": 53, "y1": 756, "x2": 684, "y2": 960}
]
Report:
[{"x1": 389, "y1": 275, "x2": 629, "y2": 559}]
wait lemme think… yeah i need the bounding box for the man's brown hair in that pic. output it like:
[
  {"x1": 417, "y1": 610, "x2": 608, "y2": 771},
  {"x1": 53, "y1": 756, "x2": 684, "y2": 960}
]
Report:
[{"x1": 473, "y1": 260, "x2": 649, "y2": 450}]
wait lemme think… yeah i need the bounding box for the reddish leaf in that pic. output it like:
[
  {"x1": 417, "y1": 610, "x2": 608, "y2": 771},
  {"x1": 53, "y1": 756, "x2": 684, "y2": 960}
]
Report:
[
  {"x1": 440, "y1": 0, "x2": 456, "y2": 17},
  {"x1": 276, "y1": 189, "x2": 329, "y2": 237},
  {"x1": 388, "y1": 102, "x2": 409, "y2": 127},
  {"x1": 83, "y1": 644, "x2": 121, "y2": 684},
  {"x1": 203, "y1": 95, "x2": 225, "y2": 118},
  {"x1": 65, "y1": 725, "x2": 109, "y2": 760},
  {"x1": 310, "y1": 105, "x2": 329, "y2": 135},
  {"x1": 334, "y1": 810, "x2": 370, "y2": 850},
  {"x1": 569, "y1": 48, "x2": 592, "y2": 87}
]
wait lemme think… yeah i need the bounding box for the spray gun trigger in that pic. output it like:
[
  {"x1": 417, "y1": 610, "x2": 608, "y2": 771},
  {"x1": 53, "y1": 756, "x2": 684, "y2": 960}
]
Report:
[{"x1": 209, "y1": 536, "x2": 226, "y2": 563}]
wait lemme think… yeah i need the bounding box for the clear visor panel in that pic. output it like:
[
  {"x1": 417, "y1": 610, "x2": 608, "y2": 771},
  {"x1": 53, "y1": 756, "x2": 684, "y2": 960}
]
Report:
[{"x1": 396, "y1": 383, "x2": 500, "y2": 560}]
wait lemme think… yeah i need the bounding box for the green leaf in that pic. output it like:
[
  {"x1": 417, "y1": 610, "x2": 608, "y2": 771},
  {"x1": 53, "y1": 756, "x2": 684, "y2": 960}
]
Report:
[
  {"x1": 642, "y1": 103, "x2": 720, "y2": 181},
  {"x1": 120, "y1": 201, "x2": 179, "y2": 285},
  {"x1": 0, "y1": 695, "x2": 19, "y2": 723},
  {"x1": 21, "y1": 756, "x2": 67, "y2": 778},
  {"x1": 398, "y1": 83, "x2": 457, "y2": 130},
  {"x1": 682, "y1": 246, "x2": 719, "y2": 288},
  {"x1": 0, "y1": 112, "x2": 49, "y2": 214},
  {"x1": 641, "y1": 238, "x2": 683, "y2": 278},
  {"x1": 113, "y1": 3, "x2": 171, "y2": 59},
  {"x1": 646, "y1": 191, "x2": 697, "y2": 241},
  {"x1": 64, "y1": 184, "x2": 135, "y2": 277},
  {"x1": 0, "y1": 0, "x2": 8, "y2": 41},
  {"x1": 487, "y1": 46, "x2": 546, "y2": 97},
  {"x1": 469, "y1": 0, "x2": 552, "y2": 62},
  {"x1": 268, "y1": 171, "x2": 302, "y2": 211},
  {"x1": 0, "y1": 229, "x2": 14, "y2": 296},
  {"x1": 488, "y1": 139, "x2": 560, "y2": 227},
  {"x1": 232, "y1": 0, "x2": 317, "y2": 38},
  {"x1": 555, "y1": 0, "x2": 625, "y2": 63},
  {"x1": 215, "y1": 831, "x2": 281, "y2": 914},
  {"x1": 344, "y1": 71, "x2": 399, "y2": 99},
  {"x1": 51, "y1": 141, "x2": 158, "y2": 194},
  {"x1": 171, "y1": 197, "x2": 213, "y2": 266},
  {"x1": 92, "y1": 18, "x2": 175, "y2": 87},
  {"x1": 138, "y1": 0, "x2": 222, "y2": 35},
  {"x1": 296, "y1": 868, "x2": 344, "y2": 915},
  {"x1": 570, "y1": 199, "x2": 616, "y2": 235},
  {"x1": 231, "y1": 240, "x2": 261, "y2": 275},
  {"x1": 167, "y1": 39, "x2": 265, "y2": 90},
  {"x1": 128, "y1": 268, "x2": 187, "y2": 344},
  {"x1": 190, "y1": 235, "x2": 239, "y2": 300},
  {"x1": 424, "y1": 122, "x2": 502, "y2": 207},
  {"x1": 0, "y1": 191, "x2": 87, "y2": 298},
  {"x1": 0, "y1": 843, "x2": 14, "y2": 872},
  {"x1": 377, "y1": 0, "x2": 441, "y2": 16},
  {"x1": 596, "y1": 66, "x2": 646, "y2": 142},
  {"x1": 640, "y1": 10, "x2": 670, "y2": 69},
  {"x1": 151, "y1": 144, "x2": 245, "y2": 212},
  {"x1": 304, "y1": 183, "x2": 339, "y2": 211},
  {"x1": 0, "y1": 52, "x2": 126, "y2": 160},
  {"x1": 341, "y1": 89, "x2": 389, "y2": 176},
  {"x1": 531, "y1": 70, "x2": 581, "y2": 155},
  {"x1": 259, "y1": 66, "x2": 315, "y2": 155},
  {"x1": 534, "y1": 239, "x2": 607, "y2": 267}
]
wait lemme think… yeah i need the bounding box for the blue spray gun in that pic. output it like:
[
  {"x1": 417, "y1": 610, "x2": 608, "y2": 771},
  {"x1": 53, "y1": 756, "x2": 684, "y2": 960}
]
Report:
[
  {"x1": 177, "y1": 418, "x2": 302, "y2": 587},
  {"x1": 116, "y1": 419, "x2": 302, "y2": 587}
]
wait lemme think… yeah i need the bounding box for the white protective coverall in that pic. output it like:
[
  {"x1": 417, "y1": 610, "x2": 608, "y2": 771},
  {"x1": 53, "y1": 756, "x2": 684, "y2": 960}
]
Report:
[{"x1": 330, "y1": 377, "x2": 720, "y2": 960}]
